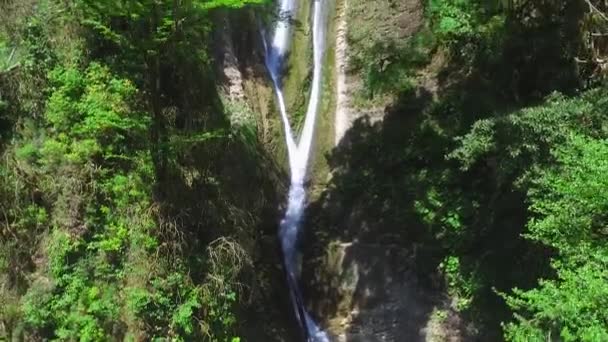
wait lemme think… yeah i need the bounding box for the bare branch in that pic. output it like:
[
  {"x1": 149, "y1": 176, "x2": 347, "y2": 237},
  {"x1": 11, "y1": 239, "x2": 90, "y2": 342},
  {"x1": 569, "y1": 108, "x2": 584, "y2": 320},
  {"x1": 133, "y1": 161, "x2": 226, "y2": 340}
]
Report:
[{"x1": 585, "y1": 0, "x2": 608, "y2": 22}]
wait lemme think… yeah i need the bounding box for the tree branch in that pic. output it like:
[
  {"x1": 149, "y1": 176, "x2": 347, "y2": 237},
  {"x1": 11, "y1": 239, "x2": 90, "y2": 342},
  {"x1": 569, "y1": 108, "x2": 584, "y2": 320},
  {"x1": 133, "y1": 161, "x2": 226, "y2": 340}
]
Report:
[{"x1": 585, "y1": 0, "x2": 608, "y2": 22}]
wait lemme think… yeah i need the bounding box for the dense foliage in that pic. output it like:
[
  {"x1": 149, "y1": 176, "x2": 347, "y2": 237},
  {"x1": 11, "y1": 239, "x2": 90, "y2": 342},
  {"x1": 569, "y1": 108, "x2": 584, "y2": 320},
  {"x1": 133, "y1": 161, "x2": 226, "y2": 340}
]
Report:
[
  {"x1": 448, "y1": 89, "x2": 608, "y2": 340},
  {"x1": 426, "y1": 2, "x2": 608, "y2": 339},
  {"x1": 0, "y1": 0, "x2": 284, "y2": 341}
]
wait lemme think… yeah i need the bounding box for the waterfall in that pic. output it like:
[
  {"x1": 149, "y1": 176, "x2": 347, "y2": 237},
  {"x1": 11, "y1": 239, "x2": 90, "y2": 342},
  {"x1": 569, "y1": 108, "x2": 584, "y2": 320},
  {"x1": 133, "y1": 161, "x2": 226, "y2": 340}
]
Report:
[{"x1": 263, "y1": 0, "x2": 329, "y2": 340}]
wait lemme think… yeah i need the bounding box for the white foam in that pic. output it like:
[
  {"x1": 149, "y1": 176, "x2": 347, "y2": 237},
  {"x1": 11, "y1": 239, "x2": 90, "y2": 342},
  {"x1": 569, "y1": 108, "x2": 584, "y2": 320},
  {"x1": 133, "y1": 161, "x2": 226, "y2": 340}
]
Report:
[{"x1": 263, "y1": 1, "x2": 329, "y2": 340}]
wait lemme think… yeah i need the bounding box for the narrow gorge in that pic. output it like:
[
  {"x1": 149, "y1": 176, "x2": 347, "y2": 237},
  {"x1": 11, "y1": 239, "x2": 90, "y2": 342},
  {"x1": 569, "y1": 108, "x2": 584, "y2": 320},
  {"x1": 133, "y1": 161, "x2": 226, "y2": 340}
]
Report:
[
  {"x1": 1, "y1": 0, "x2": 607, "y2": 341},
  {"x1": 263, "y1": 0, "x2": 329, "y2": 340}
]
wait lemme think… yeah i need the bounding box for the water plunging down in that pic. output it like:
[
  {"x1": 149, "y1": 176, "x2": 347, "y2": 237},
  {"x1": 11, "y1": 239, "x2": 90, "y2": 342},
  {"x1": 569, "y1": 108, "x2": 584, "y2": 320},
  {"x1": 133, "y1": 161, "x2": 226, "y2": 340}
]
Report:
[{"x1": 263, "y1": 0, "x2": 329, "y2": 341}]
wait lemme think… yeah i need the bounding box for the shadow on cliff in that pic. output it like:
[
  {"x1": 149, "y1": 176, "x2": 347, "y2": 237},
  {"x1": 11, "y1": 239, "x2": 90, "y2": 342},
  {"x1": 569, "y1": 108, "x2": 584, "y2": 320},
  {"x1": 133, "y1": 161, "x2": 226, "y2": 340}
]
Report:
[
  {"x1": 301, "y1": 87, "x2": 467, "y2": 341},
  {"x1": 300, "y1": 60, "x2": 563, "y2": 340}
]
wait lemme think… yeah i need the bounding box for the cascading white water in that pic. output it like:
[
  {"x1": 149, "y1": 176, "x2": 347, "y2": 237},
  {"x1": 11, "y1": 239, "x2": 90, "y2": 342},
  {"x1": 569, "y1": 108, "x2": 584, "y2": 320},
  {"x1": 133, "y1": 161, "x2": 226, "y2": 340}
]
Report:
[
  {"x1": 262, "y1": 0, "x2": 297, "y2": 171},
  {"x1": 263, "y1": 0, "x2": 329, "y2": 341}
]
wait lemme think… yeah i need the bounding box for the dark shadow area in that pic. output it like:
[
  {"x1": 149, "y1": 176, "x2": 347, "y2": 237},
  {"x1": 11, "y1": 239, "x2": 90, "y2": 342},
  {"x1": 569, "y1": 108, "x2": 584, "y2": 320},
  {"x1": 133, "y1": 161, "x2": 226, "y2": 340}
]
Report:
[
  {"x1": 300, "y1": 84, "x2": 554, "y2": 339},
  {"x1": 301, "y1": 88, "x2": 458, "y2": 341},
  {"x1": 137, "y1": 9, "x2": 304, "y2": 341},
  {"x1": 0, "y1": 67, "x2": 29, "y2": 147},
  {"x1": 151, "y1": 119, "x2": 301, "y2": 341},
  {"x1": 0, "y1": 72, "x2": 13, "y2": 145},
  {"x1": 210, "y1": 11, "x2": 306, "y2": 340},
  {"x1": 435, "y1": 0, "x2": 586, "y2": 106}
]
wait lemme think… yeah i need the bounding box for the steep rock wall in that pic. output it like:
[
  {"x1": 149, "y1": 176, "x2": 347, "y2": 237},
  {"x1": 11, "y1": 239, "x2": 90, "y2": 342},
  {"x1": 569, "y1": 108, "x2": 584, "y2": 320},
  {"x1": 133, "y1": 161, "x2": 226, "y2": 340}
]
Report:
[
  {"x1": 302, "y1": 1, "x2": 468, "y2": 341},
  {"x1": 212, "y1": 9, "x2": 298, "y2": 341}
]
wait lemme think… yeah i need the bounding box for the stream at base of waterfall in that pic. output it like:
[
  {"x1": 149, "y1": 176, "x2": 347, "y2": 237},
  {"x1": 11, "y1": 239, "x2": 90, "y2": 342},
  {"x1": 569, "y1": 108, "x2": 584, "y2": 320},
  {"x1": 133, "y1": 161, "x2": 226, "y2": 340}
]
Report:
[{"x1": 262, "y1": 0, "x2": 330, "y2": 341}]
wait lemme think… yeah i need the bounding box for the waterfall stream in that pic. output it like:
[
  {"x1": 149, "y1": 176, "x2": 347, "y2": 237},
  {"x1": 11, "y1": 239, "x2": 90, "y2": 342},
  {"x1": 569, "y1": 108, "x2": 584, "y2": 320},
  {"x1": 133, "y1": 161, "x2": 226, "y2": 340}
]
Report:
[{"x1": 263, "y1": 0, "x2": 329, "y2": 340}]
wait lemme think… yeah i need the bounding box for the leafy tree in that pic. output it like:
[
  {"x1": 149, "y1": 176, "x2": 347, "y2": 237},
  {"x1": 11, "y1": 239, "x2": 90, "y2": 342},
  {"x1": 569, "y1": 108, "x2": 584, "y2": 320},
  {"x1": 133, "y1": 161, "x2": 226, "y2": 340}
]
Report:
[
  {"x1": 502, "y1": 135, "x2": 608, "y2": 341},
  {"x1": 1, "y1": 0, "x2": 279, "y2": 339},
  {"x1": 17, "y1": 62, "x2": 150, "y2": 340}
]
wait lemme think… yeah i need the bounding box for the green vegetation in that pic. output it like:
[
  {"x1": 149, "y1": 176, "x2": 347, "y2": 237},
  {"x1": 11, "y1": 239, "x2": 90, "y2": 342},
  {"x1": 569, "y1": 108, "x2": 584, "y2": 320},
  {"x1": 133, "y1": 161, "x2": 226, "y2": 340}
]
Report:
[
  {"x1": 424, "y1": 3, "x2": 608, "y2": 338},
  {"x1": 447, "y1": 89, "x2": 608, "y2": 340},
  {"x1": 346, "y1": 0, "x2": 431, "y2": 102},
  {"x1": 503, "y1": 134, "x2": 608, "y2": 341},
  {"x1": 0, "y1": 0, "x2": 292, "y2": 341}
]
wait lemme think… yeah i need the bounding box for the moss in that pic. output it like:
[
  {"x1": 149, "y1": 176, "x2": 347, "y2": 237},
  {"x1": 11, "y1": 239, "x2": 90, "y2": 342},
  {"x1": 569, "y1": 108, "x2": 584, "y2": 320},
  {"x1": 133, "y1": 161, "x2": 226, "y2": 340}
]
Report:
[
  {"x1": 282, "y1": 0, "x2": 312, "y2": 132},
  {"x1": 309, "y1": 0, "x2": 337, "y2": 201}
]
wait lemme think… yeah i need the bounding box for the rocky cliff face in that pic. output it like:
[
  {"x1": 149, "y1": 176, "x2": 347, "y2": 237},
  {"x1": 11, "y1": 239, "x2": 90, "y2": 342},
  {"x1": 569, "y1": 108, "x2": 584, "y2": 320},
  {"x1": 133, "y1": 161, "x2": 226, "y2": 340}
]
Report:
[{"x1": 302, "y1": 0, "x2": 469, "y2": 341}]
